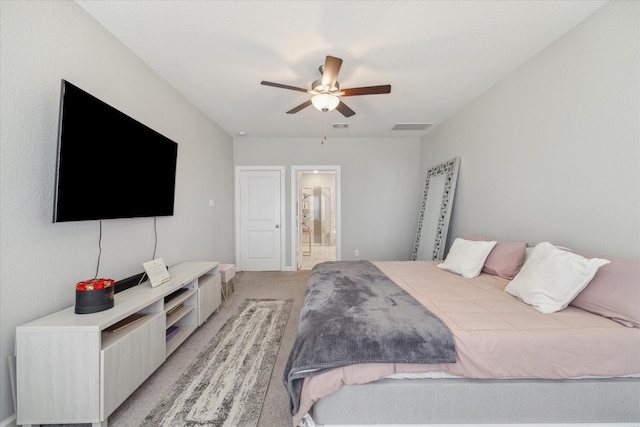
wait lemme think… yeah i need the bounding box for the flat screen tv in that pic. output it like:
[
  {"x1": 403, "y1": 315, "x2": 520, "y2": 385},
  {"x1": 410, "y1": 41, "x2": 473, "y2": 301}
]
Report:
[{"x1": 53, "y1": 80, "x2": 178, "y2": 222}]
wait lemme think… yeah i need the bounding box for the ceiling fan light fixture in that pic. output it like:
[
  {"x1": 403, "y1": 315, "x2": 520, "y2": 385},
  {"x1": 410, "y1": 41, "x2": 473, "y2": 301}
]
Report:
[{"x1": 311, "y1": 93, "x2": 340, "y2": 112}]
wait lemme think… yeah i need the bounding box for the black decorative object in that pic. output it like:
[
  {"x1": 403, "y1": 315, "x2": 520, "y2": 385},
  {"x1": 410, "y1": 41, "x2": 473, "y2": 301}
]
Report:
[{"x1": 75, "y1": 278, "x2": 115, "y2": 314}]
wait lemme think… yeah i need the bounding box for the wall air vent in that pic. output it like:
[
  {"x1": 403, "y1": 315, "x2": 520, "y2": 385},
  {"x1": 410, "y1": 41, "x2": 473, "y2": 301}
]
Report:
[
  {"x1": 392, "y1": 123, "x2": 433, "y2": 131},
  {"x1": 332, "y1": 123, "x2": 350, "y2": 129}
]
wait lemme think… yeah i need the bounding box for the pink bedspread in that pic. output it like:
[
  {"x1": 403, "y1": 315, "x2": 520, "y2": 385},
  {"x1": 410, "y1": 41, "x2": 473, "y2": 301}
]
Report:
[{"x1": 294, "y1": 260, "x2": 640, "y2": 425}]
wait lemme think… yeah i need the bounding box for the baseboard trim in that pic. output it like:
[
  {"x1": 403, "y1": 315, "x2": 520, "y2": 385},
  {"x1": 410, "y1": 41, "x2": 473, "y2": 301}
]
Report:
[
  {"x1": 0, "y1": 414, "x2": 16, "y2": 427},
  {"x1": 3, "y1": 353, "x2": 17, "y2": 427}
]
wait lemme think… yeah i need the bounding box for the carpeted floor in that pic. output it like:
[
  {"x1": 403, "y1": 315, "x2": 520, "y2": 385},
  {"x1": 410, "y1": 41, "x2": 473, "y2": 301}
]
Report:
[{"x1": 106, "y1": 270, "x2": 309, "y2": 427}]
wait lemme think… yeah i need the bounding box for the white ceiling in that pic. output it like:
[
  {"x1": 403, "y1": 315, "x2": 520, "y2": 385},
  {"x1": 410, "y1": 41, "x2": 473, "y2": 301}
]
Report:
[{"x1": 76, "y1": 0, "x2": 607, "y2": 139}]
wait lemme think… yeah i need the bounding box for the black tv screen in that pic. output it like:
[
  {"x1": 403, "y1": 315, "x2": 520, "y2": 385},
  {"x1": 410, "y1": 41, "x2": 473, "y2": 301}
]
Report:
[{"x1": 53, "y1": 80, "x2": 178, "y2": 222}]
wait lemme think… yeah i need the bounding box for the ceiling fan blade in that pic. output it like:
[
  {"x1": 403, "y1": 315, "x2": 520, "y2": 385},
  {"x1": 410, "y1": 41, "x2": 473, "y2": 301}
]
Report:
[
  {"x1": 336, "y1": 101, "x2": 355, "y2": 117},
  {"x1": 261, "y1": 81, "x2": 309, "y2": 93},
  {"x1": 322, "y1": 56, "x2": 343, "y2": 90},
  {"x1": 341, "y1": 85, "x2": 392, "y2": 97},
  {"x1": 286, "y1": 100, "x2": 313, "y2": 114}
]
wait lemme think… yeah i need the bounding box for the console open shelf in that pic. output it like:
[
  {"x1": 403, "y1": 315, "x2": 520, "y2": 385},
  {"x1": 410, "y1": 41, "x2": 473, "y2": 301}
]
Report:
[{"x1": 166, "y1": 304, "x2": 195, "y2": 328}]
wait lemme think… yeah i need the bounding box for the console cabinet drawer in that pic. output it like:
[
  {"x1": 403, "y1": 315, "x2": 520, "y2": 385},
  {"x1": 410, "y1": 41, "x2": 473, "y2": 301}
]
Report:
[
  {"x1": 16, "y1": 330, "x2": 101, "y2": 424},
  {"x1": 198, "y1": 272, "x2": 221, "y2": 325},
  {"x1": 101, "y1": 312, "x2": 165, "y2": 418}
]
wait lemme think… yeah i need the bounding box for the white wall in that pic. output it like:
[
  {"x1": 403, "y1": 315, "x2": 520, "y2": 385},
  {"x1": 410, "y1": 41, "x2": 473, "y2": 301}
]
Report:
[
  {"x1": 234, "y1": 137, "x2": 422, "y2": 265},
  {"x1": 0, "y1": 2, "x2": 234, "y2": 422},
  {"x1": 301, "y1": 172, "x2": 336, "y2": 189},
  {"x1": 420, "y1": 1, "x2": 639, "y2": 259}
]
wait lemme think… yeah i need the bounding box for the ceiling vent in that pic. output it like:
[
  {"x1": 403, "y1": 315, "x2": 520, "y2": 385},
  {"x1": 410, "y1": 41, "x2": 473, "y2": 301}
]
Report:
[
  {"x1": 332, "y1": 123, "x2": 350, "y2": 129},
  {"x1": 392, "y1": 123, "x2": 433, "y2": 131}
]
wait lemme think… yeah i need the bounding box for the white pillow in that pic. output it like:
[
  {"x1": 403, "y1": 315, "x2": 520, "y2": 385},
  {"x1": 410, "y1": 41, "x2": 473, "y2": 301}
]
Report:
[
  {"x1": 505, "y1": 242, "x2": 609, "y2": 313},
  {"x1": 437, "y1": 238, "x2": 497, "y2": 278}
]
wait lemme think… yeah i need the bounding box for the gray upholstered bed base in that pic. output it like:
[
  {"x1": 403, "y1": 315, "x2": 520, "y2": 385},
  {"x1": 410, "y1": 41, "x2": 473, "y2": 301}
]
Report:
[{"x1": 309, "y1": 377, "x2": 640, "y2": 425}]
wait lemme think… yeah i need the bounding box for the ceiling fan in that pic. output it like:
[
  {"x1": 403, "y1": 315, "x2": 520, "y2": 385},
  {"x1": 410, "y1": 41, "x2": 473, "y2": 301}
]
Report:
[{"x1": 260, "y1": 55, "x2": 391, "y2": 117}]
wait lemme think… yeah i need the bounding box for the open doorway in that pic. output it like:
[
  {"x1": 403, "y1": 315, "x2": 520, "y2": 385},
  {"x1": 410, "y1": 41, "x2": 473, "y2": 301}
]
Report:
[{"x1": 291, "y1": 166, "x2": 341, "y2": 270}]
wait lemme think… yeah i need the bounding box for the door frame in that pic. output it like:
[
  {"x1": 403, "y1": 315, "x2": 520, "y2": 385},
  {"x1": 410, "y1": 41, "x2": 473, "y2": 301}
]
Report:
[
  {"x1": 291, "y1": 165, "x2": 341, "y2": 270},
  {"x1": 235, "y1": 166, "x2": 286, "y2": 271}
]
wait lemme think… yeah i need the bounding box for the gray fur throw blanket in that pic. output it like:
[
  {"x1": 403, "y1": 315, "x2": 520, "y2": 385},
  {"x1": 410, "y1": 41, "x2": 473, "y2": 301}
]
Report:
[{"x1": 284, "y1": 260, "x2": 456, "y2": 416}]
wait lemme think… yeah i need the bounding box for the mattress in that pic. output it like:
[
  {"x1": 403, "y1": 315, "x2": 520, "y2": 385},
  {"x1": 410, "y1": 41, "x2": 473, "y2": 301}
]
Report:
[{"x1": 294, "y1": 260, "x2": 640, "y2": 424}]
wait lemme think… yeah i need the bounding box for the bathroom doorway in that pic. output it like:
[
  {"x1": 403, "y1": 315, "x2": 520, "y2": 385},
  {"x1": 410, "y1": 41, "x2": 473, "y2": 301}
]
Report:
[{"x1": 291, "y1": 166, "x2": 341, "y2": 270}]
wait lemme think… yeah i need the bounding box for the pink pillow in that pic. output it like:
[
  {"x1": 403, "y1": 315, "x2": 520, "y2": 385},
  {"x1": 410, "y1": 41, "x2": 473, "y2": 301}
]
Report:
[
  {"x1": 465, "y1": 235, "x2": 526, "y2": 280},
  {"x1": 569, "y1": 255, "x2": 640, "y2": 328}
]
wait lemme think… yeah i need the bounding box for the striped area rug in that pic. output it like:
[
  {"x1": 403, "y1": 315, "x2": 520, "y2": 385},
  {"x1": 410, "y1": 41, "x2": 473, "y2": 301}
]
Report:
[{"x1": 142, "y1": 298, "x2": 293, "y2": 427}]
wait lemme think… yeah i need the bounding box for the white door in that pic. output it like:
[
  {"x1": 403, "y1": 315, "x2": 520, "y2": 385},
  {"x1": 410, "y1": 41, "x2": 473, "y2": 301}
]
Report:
[{"x1": 236, "y1": 168, "x2": 283, "y2": 271}]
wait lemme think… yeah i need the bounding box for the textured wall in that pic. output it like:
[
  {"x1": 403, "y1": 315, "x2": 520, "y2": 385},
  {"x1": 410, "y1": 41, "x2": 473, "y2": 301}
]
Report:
[
  {"x1": 420, "y1": 1, "x2": 639, "y2": 259},
  {"x1": 0, "y1": 2, "x2": 234, "y2": 422}
]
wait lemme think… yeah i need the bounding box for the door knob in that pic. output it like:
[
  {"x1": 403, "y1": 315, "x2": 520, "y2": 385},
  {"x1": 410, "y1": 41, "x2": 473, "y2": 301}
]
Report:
[{"x1": 275, "y1": 224, "x2": 280, "y2": 228}]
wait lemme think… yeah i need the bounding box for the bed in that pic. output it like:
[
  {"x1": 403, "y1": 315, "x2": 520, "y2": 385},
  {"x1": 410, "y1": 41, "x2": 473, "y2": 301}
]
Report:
[{"x1": 284, "y1": 239, "x2": 640, "y2": 427}]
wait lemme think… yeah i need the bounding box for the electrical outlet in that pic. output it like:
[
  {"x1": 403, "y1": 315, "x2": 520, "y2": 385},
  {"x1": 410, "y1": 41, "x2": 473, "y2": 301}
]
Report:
[
  {"x1": 354, "y1": 249, "x2": 359, "y2": 257},
  {"x1": 208, "y1": 199, "x2": 216, "y2": 208}
]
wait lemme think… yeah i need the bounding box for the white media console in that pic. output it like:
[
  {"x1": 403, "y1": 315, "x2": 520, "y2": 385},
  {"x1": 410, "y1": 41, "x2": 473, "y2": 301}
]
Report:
[{"x1": 15, "y1": 261, "x2": 221, "y2": 427}]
